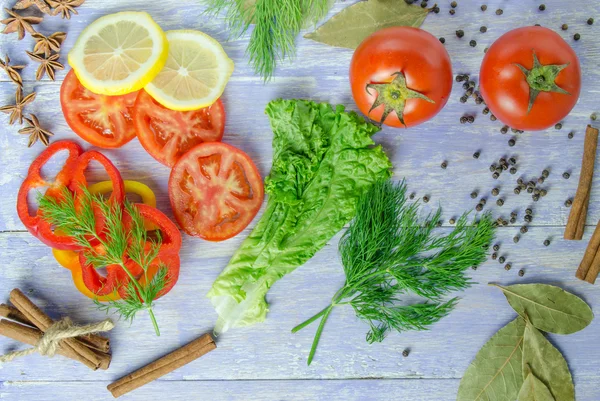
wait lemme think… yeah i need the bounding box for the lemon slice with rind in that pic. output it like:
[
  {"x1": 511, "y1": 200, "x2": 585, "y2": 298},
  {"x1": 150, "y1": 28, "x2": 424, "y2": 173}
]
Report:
[
  {"x1": 145, "y1": 30, "x2": 234, "y2": 111},
  {"x1": 68, "y1": 11, "x2": 168, "y2": 96}
]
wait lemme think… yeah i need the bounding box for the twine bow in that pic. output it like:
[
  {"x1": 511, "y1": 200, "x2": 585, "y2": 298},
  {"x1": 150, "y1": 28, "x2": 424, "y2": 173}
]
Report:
[{"x1": 0, "y1": 317, "x2": 114, "y2": 363}]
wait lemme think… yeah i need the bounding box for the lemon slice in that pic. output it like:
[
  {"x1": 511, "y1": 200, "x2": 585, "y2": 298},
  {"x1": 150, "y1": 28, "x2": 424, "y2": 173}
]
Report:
[
  {"x1": 68, "y1": 11, "x2": 168, "y2": 96},
  {"x1": 145, "y1": 30, "x2": 234, "y2": 111}
]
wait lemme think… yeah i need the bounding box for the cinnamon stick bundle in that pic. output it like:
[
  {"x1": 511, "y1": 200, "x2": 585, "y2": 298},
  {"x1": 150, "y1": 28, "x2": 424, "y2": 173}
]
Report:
[
  {"x1": 0, "y1": 302, "x2": 110, "y2": 353},
  {"x1": 565, "y1": 125, "x2": 599, "y2": 240},
  {"x1": 0, "y1": 319, "x2": 110, "y2": 369},
  {"x1": 8, "y1": 289, "x2": 107, "y2": 370},
  {"x1": 107, "y1": 333, "x2": 216, "y2": 398},
  {"x1": 575, "y1": 219, "x2": 600, "y2": 284}
]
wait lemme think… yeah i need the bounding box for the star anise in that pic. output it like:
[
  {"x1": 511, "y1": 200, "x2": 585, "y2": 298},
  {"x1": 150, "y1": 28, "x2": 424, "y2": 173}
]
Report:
[
  {"x1": 19, "y1": 114, "x2": 53, "y2": 147},
  {"x1": 1, "y1": 8, "x2": 43, "y2": 40},
  {"x1": 0, "y1": 54, "x2": 25, "y2": 87},
  {"x1": 0, "y1": 87, "x2": 36, "y2": 125},
  {"x1": 26, "y1": 51, "x2": 64, "y2": 80},
  {"x1": 32, "y1": 31, "x2": 66, "y2": 56},
  {"x1": 13, "y1": 0, "x2": 52, "y2": 14},
  {"x1": 48, "y1": 0, "x2": 84, "y2": 19}
]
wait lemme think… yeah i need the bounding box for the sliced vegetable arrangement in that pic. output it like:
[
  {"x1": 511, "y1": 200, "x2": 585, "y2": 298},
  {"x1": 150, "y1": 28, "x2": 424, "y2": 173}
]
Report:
[
  {"x1": 16, "y1": 141, "x2": 182, "y2": 335},
  {"x1": 208, "y1": 99, "x2": 392, "y2": 334}
]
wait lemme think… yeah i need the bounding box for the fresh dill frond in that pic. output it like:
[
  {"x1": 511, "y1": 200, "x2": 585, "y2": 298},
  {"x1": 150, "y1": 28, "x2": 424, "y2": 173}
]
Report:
[
  {"x1": 38, "y1": 187, "x2": 168, "y2": 336},
  {"x1": 204, "y1": 0, "x2": 332, "y2": 79},
  {"x1": 292, "y1": 179, "x2": 495, "y2": 365}
]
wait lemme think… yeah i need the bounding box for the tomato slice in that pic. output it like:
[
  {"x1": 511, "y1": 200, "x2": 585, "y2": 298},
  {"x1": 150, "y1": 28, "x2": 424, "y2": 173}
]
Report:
[
  {"x1": 169, "y1": 142, "x2": 264, "y2": 241},
  {"x1": 60, "y1": 70, "x2": 138, "y2": 148},
  {"x1": 134, "y1": 89, "x2": 226, "y2": 167},
  {"x1": 17, "y1": 141, "x2": 84, "y2": 249}
]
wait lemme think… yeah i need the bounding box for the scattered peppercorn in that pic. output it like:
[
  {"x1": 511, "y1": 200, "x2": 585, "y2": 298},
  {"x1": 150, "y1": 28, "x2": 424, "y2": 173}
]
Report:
[
  {"x1": 520, "y1": 226, "x2": 528, "y2": 234},
  {"x1": 500, "y1": 126, "x2": 508, "y2": 134},
  {"x1": 508, "y1": 138, "x2": 516, "y2": 147},
  {"x1": 517, "y1": 178, "x2": 524, "y2": 185},
  {"x1": 439, "y1": 37, "x2": 446, "y2": 44},
  {"x1": 591, "y1": 113, "x2": 597, "y2": 121},
  {"x1": 525, "y1": 215, "x2": 533, "y2": 223},
  {"x1": 475, "y1": 96, "x2": 484, "y2": 105},
  {"x1": 587, "y1": 18, "x2": 594, "y2": 25},
  {"x1": 451, "y1": 1, "x2": 457, "y2": 7},
  {"x1": 493, "y1": 244, "x2": 500, "y2": 252},
  {"x1": 510, "y1": 167, "x2": 517, "y2": 175},
  {"x1": 514, "y1": 187, "x2": 521, "y2": 195},
  {"x1": 563, "y1": 172, "x2": 570, "y2": 179},
  {"x1": 473, "y1": 151, "x2": 480, "y2": 159},
  {"x1": 491, "y1": 188, "x2": 499, "y2": 196},
  {"x1": 574, "y1": 33, "x2": 581, "y2": 41},
  {"x1": 505, "y1": 263, "x2": 512, "y2": 271},
  {"x1": 489, "y1": 164, "x2": 496, "y2": 172},
  {"x1": 460, "y1": 95, "x2": 468, "y2": 103},
  {"x1": 492, "y1": 172, "x2": 500, "y2": 179},
  {"x1": 432, "y1": 5, "x2": 440, "y2": 13},
  {"x1": 490, "y1": 114, "x2": 497, "y2": 121},
  {"x1": 423, "y1": 195, "x2": 430, "y2": 203},
  {"x1": 565, "y1": 199, "x2": 572, "y2": 207},
  {"x1": 562, "y1": 23, "x2": 568, "y2": 30},
  {"x1": 471, "y1": 265, "x2": 477, "y2": 270},
  {"x1": 470, "y1": 40, "x2": 477, "y2": 47},
  {"x1": 480, "y1": 26, "x2": 487, "y2": 33},
  {"x1": 465, "y1": 88, "x2": 474, "y2": 96},
  {"x1": 541, "y1": 169, "x2": 549, "y2": 178},
  {"x1": 482, "y1": 107, "x2": 490, "y2": 115},
  {"x1": 421, "y1": 1, "x2": 427, "y2": 8},
  {"x1": 540, "y1": 189, "x2": 547, "y2": 197},
  {"x1": 525, "y1": 208, "x2": 532, "y2": 216},
  {"x1": 481, "y1": 4, "x2": 487, "y2": 11},
  {"x1": 510, "y1": 211, "x2": 517, "y2": 218},
  {"x1": 484, "y1": 47, "x2": 488, "y2": 53},
  {"x1": 479, "y1": 198, "x2": 487, "y2": 205},
  {"x1": 467, "y1": 115, "x2": 475, "y2": 123},
  {"x1": 538, "y1": 4, "x2": 545, "y2": 11},
  {"x1": 441, "y1": 161, "x2": 447, "y2": 169},
  {"x1": 510, "y1": 217, "x2": 516, "y2": 224},
  {"x1": 513, "y1": 235, "x2": 520, "y2": 243},
  {"x1": 497, "y1": 198, "x2": 504, "y2": 206},
  {"x1": 449, "y1": 9, "x2": 456, "y2": 15},
  {"x1": 471, "y1": 191, "x2": 478, "y2": 199},
  {"x1": 491, "y1": 252, "x2": 498, "y2": 260},
  {"x1": 532, "y1": 194, "x2": 540, "y2": 202},
  {"x1": 544, "y1": 239, "x2": 551, "y2": 247},
  {"x1": 403, "y1": 349, "x2": 410, "y2": 357},
  {"x1": 496, "y1": 9, "x2": 503, "y2": 15},
  {"x1": 555, "y1": 123, "x2": 563, "y2": 130},
  {"x1": 476, "y1": 203, "x2": 483, "y2": 211},
  {"x1": 409, "y1": 192, "x2": 416, "y2": 199},
  {"x1": 456, "y1": 30, "x2": 464, "y2": 38},
  {"x1": 460, "y1": 116, "x2": 468, "y2": 124},
  {"x1": 568, "y1": 131, "x2": 574, "y2": 139},
  {"x1": 518, "y1": 269, "x2": 525, "y2": 277},
  {"x1": 449, "y1": 218, "x2": 456, "y2": 224},
  {"x1": 527, "y1": 187, "x2": 534, "y2": 194},
  {"x1": 455, "y1": 74, "x2": 466, "y2": 82},
  {"x1": 537, "y1": 177, "x2": 545, "y2": 185},
  {"x1": 499, "y1": 256, "x2": 506, "y2": 263}
]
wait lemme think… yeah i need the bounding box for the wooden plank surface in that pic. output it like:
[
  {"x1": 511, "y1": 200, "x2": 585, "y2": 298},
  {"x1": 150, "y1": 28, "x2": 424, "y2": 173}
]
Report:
[{"x1": 1, "y1": 0, "x2": 600, "y2": 400}]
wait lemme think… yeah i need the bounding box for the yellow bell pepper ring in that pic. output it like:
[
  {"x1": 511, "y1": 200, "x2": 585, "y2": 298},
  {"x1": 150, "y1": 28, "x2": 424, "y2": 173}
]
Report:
[{"x1": 52, "y1": 180, "x2": 156, "y2": 301}]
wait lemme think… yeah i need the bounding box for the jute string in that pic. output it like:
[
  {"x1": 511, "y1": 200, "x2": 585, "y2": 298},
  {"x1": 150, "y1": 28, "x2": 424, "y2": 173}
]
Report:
[{"x1": 0, "y1": 317, "x2": 114, "y2": 363}]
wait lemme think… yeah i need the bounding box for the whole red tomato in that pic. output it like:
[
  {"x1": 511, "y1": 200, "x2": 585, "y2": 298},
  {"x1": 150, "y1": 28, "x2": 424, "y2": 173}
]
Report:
[
  {"x1": 349, "y1": 26, "x2": 452, "y2": 128},
  {"x1": 480, "y1": 26, "x2": 581, "y2": 131}
]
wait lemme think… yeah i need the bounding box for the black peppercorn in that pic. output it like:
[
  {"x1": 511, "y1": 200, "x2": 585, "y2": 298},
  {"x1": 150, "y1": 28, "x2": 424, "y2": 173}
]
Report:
[
  {"x1": 471, "y1": 265, "x2": 477, "y2": 270},
  {"x1": 475, "y1": 96, "x2": 484, "y2": 105},
  {"x1": 568, "y1": 131, "x2": 574, "y2": 139},
  {"x1": 500, "y1": 126, "x2": 508, "y2": 134},
  {"x1": 499, "y1": 256, "x2": 506, "y2": 263},
  {"x1": 484, "y1": 47, "x2": 489, "y2": 53},
  {"x1": 537, "y1": 177, "x2": 545, "y2": 185},
  {"x1": 555, "y1": 123, "x2": 563, "y2": 130},
  {"x1": 490, "y1": 114, "x2": 497, "y2": 121},
  {"x1": 496, "y1": 9, "x2": 503, "y2": 15},
  {"x1": 514, "y1": 187, "x2": 521, "y2": 195},
  {"x1": 460, "y1": 95, "x2": 468, "y2": 103},
  {"x1": 437, "y1": 220, "x2": 443, "y2": 227},
  {"x1": 532, "y1": 194, "x2": 540, "y2": 202},
  {"x1": 421, "y1": 1, "x2": 427, "y2": 8},
  {"x1": 471, "y1": 191, "x2": 478, "y2": 199},
  {"x1": 505, "y1": 263, "x2": 512, "y2": 271},
  {"x1": 409, "y1": 192, "x2": 416, "y2": 200},
  {"x1": 525, "y1": 208, "x2": 532, "y2": 215},
  {"x1": 460, "y1": 116, "x2": 468, "y2": 124},
  {"x1": 508, "y1": 138, "x2": 516, "y2": 147},
  {"x1": 492, "y1": 172, "x2": 500, "y2": 179},
  {"x1": 588, "y1": 18, "x2": 594, "y2": 25},
  {"x1": 540, "y1": 189, "x2": 547, "y2": 197},
  {"x1": 510, "y1": 167, "x2": 517, "y2": 175},
  {"x1": 489, "y1": 164, "x2": 496, "y2": 172},
  {"x1": 534, "y1": 188, "x2": 541, "y2": 196},
  {"x1": 525, "y1": 215, "x2": 533, "y2": 223},
  {"x1": 493, "y1": 244, "x2": 500, "y2": 252},
  {"x1": 520, "y1": 183, "x2": 527, "y2": 190},
  {"x1": 574, "y1": 33, "x2": 581, "y2": 41},
  {"x1": 467, "y1": 116, "x2": 475, "y2": 123},
  {"x1": 527, "y1": 187, "x2": 534, "y2": 194},
  {"x1": 482, "y1": 107, "x2": 490, "y2": 115},
  {"x1": 433, "y1": 5, "x2": 440, "y2": 13},
  {"x1": 449, "y1": 9, "x2": 455, "y2": 15},
  {"x1": 491, "y1": 252, "x2": 497, "y2": 260},
  {"x1": 513, "y1": 235, "x2": 520, "y2": 243},
  {"x1": 456, "y1": 30, "x2": 464, "y2": 38},
  {"x1": 403, "y1": 349, "x2": 410, "y2": 357},
  {"x1": 423, "y1": 195, "x2": 430, "y2": 203},
  {"x1": 509, "y1": 157, "x2": 517, "y2": 165},
  {"x1": 473, "y1": 151, "x2": 480, "y2": 159},
  {"x1": 565, "y1": 199, "x2": 572, "y2": 207},
  {"x1": 499, "y1": 158, "x2": 507, "y2": 165},
  {"x1": 465, "y1": 88, "x2": 474, "y2": 96},
  {"x1": 480, "y1": 198, "x2": 487, "y2": 205},
  {"x1": 468, "y1": 81, "x2": 475, "y2": 88},
  {"x1": 511, "y1": 128, "x2": 518, "y2": 134},
  {"x1": 592, "y1": 113, "x2": 597, "y2": 121},
  {"x1": 481, "y1": 4, "x2": 487, "y2": 11},
  {"x1": 511, "y1": 212, "x2": 517, "y2": 221},
  {"x1": 542, "y1": 239, "x2": 550, "y2": 247},
  {"x1": 480, "y1": 26, "x2": 487, "y2": 33},
  {"x1": 510, "y1": 217, "x2": 517, "y2": 224},
  {"x1": 441, "y1": 161, "x2": 447, "y2": 169},
  {"x1": 470, "y1": 40, "x2": 477, "y2": 47},
  {"x1": 492, "y1": 188, "x2": 499, "y2": 196},
  {"x1": 497, "y1": 166, "x2": 505, "y2": 173},
  {"x1": 449, "y1": 218, "x2": 456, "y2": 224},
  {"x1": 542, "y1": 169, "x2": 549, "y2": 178},
  {"x1": 520, "y1": 225, "x2": 528, "y2": 234},
  {"x1": 455, "y1": 74, "x2": 465, "y2": 82},
  {"x1": 496, "y1": 198, "x2": 504, "y2": 206},
  {"x1": 528, "y1": 181, "x2": 536, "y2": 188},
  {"x1": 539, "y1": 4, "x2": 545, "y2": 11},
  {"x1": 563, "y1": 172, "x2": 570, "y2": 179},
  {"x1": 517, "y1": 178, "x2": 524, "y2": 185},
  {"x1": 451, "y1": 1, "x2": 457, "y2": 7},
  {"x1": 462, "y1": 82, "x2": 470, "y2": 90},
  {"x1": 476, "y1": 203, "x2": 483, "y2": 211},
  {"x1": 518, "y1": 269, "x2": 525, "y2": 277},
  {"x1": 562, "y1": 23, "x2": 568, "y2": 30},
  {"x1": 439, "y1": 37, "x2": 446, "y2": 44}
]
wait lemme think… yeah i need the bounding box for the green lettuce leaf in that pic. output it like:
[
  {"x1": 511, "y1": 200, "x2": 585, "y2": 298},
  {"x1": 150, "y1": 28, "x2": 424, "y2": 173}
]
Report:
[{"x1": 208, "y1": 99, "x2": 392, "y2": 334}]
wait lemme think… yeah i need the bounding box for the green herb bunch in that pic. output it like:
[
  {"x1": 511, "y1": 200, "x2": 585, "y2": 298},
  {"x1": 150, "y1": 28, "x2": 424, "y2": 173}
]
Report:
[
  {"x1": 38, "y1": 187, "x2": 169, "y2": 336},
  {"x1": 292, "y1": 179, "x2": 495, "y2": 365},
  {"x1": 204, "y1": 0, "x2": 332, "y2": 79}
]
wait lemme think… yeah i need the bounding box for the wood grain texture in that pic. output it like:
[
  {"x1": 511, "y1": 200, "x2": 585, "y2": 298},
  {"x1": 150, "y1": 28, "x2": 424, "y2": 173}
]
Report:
[{"x1": 1, "y1": 0, "x2": 600, "y2": 400}]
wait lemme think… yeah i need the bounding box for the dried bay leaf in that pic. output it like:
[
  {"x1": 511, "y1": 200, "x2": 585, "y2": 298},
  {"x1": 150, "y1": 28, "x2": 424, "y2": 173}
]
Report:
[
  {"x1": 523, "y1": 322, "x2": 574, "y2": 401},
  {"x1": 456, "y1": 317, "x2": 525, "y2": 401},
  {"x1": 490, "y1": 283, "x2": 593, "y2": 334},
  {"x1": 518, "y1": 372, "x2": 555, "y2": 401},
  {"x1": 304, "y1": 0, "x2": 429, "y2": 49}
]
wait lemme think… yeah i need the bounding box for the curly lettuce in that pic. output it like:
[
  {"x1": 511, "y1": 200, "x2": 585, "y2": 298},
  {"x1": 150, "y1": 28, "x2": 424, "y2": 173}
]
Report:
[{"x1": 208, "y1": 99, "x2": 392, "y2": 334}]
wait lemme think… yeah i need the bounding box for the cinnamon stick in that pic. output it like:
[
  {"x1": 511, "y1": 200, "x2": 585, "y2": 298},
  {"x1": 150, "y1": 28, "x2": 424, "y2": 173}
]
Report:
[
  {"x1": 0, "y1": 319, "x2": 111, "y2": 369},
  {"x1": 0, "y1": 303, "x2": 30, "y2": 326},
  {"x1": 565, "y1": 125, "x2": 599, "y2": 240},
  {"x1": 9, "y1": 289, "x2": 103, "y2": 370},
  {"x1": 107, "y1": 333, "x2": 216, "y2": 398}
]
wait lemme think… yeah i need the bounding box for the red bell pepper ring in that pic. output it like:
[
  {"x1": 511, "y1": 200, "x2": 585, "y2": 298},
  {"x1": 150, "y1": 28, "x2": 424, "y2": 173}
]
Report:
[
  {"x1": 17, "y1": 141, "x2": 83, "y2": 249},
  {"x1": 79, "y1": 203, "x2": 182, "y2": 299}
]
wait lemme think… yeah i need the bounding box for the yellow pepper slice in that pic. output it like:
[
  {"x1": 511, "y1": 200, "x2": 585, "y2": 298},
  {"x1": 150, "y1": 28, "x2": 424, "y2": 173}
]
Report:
[{"x1": 52, "y1": 180, "x2": 157, "y2": 301}]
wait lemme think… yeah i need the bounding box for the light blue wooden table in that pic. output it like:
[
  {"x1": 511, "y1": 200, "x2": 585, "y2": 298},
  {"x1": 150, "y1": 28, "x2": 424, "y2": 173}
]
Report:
[{"x1": 1, "y1": 0, "x2": 600, "y2": 400}]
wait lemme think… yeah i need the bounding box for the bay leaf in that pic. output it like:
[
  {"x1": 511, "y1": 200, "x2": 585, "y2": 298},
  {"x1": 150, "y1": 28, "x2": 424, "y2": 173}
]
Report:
[
  {"x1": 304, "y1": 0, "x2": 429, "y2": 49},
  {"x1": 523, "y1": 322, "x2": 574, "y2": 401},
  {"x1": 456, "y1": 317, "x2": 525, "y2": 401},
  {"x1": 491, "y1": 283, "x2": 593, "y2": 334},
  {"x1": 517, "y1": 372, "x2": 555, "y2": 401}
]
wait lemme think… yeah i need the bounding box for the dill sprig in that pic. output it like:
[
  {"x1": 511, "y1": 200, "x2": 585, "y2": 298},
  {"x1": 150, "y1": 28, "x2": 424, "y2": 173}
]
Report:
[
  {"x1": 292, "y1": 180, "x2": 495, "y2": 365},
  {"x1": 38, "y1": 187, "x2": 168, "y2": 336},
  {"x1": 204, "y1": 0, "x2": 331, "y2": 79}
]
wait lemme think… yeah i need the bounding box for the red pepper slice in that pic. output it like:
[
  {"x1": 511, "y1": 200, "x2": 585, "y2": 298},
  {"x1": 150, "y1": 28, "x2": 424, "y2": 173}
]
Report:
[
  {"x1": 79, "y1": 203, "x2": 182, "y2": 299},
  {"x1": 17, "y1": 141, "x2": 83, "y2": 248}
]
